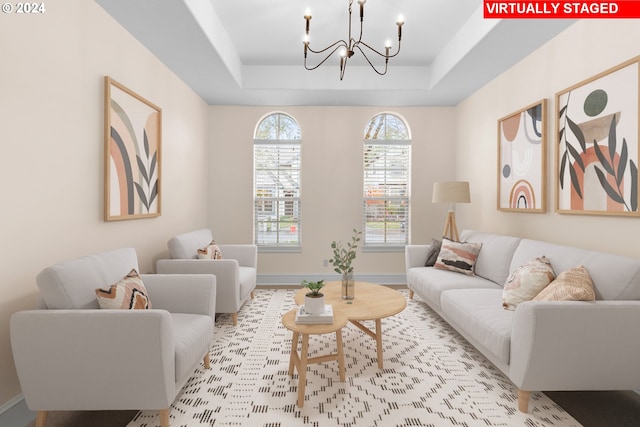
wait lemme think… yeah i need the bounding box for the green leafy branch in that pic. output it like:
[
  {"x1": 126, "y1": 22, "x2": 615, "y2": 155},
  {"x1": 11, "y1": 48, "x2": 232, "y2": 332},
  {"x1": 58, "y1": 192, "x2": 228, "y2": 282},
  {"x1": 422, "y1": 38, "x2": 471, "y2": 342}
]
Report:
[
  {"x1": 558, "y1": 95, "x2": 587, "y2": 199},
  {"x1": 329, "y1": 229, "x2": 362, "y2": 277}
]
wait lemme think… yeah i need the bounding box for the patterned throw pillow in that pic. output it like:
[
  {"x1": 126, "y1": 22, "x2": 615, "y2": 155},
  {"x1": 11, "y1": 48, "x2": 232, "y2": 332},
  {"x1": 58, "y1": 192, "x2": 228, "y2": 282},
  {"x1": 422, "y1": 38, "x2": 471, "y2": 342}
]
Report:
[
  {"x1": 502, "y1": 256, "x2": 555, "y2": 310},
  {"x1": 533, "y1": 265, "x2": 596, "y2": 302},
  {"x1": 434, "y1": 238, "x2": 482, "y2": 276},
  {"x1": 197, "y1": 240, "x2": 223, "y2": 259},
  {"x1": 95, "y1": 269, "x2": 151, "y2": 309},
  {"x1": 424, "y1": 238, "x2": 442, "y2": 267}
]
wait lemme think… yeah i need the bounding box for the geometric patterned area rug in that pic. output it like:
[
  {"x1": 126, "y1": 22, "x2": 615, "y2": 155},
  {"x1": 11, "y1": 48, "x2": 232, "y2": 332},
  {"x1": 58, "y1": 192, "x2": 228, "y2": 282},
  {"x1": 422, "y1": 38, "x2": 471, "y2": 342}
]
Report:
[{"x1": 127, "y1": 289, "x2": 582, "y2": 427}]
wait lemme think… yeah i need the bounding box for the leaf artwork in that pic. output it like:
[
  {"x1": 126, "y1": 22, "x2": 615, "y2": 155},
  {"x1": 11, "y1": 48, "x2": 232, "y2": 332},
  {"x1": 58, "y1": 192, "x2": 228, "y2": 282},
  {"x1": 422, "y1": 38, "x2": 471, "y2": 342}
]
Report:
[
  {"x1": 559, "y1": 98, "x2": 637, "y2": 212},
  {"x1": 134, "y1": 129, "x2": 159, "y2": 212}
]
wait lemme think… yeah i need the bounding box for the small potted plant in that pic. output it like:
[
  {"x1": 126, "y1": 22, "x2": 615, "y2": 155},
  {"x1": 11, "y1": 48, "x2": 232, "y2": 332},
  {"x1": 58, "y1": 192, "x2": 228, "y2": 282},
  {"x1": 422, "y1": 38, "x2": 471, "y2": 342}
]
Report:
[
  {"x1": 329, "y1": 229, "x2": 362, "y2": 300},
  {"x1": 302, "y1": 279, "x2": 325, "y2": 314}
]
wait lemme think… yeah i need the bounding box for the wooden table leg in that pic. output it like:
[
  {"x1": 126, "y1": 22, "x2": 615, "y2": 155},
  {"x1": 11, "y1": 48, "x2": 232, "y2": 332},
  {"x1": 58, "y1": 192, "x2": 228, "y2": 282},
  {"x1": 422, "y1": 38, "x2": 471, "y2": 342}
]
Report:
[
  {"x1": 288, "y1": 331, "x2": 299, "y2": 377},
  {"x1": 375, "y1": 318, "x2": 383, "y2": 369},
  {"x1": 298, "y1": 333, "x2": 309, "y2": 407},
  {"x1": 335, "y1": 329, "x2": 346, "y2": 382}
]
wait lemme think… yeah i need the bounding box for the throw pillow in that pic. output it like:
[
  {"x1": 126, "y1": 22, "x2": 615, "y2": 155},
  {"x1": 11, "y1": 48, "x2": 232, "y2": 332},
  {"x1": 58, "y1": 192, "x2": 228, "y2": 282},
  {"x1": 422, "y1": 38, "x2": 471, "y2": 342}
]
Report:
[
  {"x1": 424, "y1": 238, "x2": 442, "y2": 267},
  {"x1": 197, "y1": 240, "x2": 223, "y2": 260},
  {"x1": 533, "y1": 265, "x2": 596, "y2": 302},
  {"x1": 434, "y1": 238, "x2": 482, "y2": 276},
  {"x1": 95, "y1": 269, "x2": 151, "y2": 310},
  {"x1": 502, "y1": 256, "x2": 555, "y2": 310}
]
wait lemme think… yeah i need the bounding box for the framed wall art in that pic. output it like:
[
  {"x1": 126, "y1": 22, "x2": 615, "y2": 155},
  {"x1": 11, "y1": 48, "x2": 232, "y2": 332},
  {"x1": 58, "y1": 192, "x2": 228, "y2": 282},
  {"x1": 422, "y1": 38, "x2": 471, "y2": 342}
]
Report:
[
  {"x1": 556, "y1": 56, "x2": 639, "y2": 216},
  {"x1": 104, "y1": 76, "x2": 162, "y2": 221},
  {"x1": 497, "y1": 99, "x2": 547, "y2": 212}
]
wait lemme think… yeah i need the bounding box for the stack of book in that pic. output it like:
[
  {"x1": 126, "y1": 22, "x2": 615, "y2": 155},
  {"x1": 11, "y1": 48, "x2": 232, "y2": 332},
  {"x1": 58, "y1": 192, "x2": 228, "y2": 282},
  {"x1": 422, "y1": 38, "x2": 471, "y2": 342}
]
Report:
[{"x1": 295, "y1": 304, "x2": 334, "y2": 324}]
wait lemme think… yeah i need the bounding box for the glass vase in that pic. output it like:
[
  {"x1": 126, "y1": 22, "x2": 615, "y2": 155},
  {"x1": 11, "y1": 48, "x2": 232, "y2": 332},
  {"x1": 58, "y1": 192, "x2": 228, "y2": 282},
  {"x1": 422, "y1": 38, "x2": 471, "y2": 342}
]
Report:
[{"x1": 341, "y1": 273, "x2": 354, "y2": 300}]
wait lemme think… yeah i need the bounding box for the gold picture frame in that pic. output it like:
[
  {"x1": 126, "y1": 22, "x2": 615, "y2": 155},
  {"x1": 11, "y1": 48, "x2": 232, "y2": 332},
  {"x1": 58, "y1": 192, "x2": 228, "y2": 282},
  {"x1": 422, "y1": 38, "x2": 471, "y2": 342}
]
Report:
[
  {"x1": 497, "y1": 99, "x2": 547, "y2": 212},
  {"x1": 555, "y1": 56, "x2": 640, "y2": 216},
  {"x1": 104, "y1": 77, "x2": 162, "y2": 221}
]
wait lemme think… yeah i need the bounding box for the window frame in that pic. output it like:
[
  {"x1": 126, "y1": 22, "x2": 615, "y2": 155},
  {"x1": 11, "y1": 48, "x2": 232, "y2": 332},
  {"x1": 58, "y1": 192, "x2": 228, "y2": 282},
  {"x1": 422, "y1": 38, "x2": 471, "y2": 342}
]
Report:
[
  {"x1": 362, "y1": 113, "x2": 411, "y2": 251},
  {"x1": 253, "y1": 113, "x2": 302, "y2": 252}
]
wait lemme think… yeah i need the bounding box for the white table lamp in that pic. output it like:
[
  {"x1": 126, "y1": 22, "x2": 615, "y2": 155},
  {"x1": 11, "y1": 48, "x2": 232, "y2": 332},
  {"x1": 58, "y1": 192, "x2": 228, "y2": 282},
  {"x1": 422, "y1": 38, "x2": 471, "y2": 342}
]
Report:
[{"x1": 432, "y1": 181, "x2": 470, "y2": 241}]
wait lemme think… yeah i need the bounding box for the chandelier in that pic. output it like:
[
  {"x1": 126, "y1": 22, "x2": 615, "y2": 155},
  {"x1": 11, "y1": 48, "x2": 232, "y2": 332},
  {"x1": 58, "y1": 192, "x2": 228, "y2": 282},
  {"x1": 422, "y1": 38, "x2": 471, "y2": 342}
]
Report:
[{"x1": 303, "y1": 0, "x2": 404, "y2": 80}]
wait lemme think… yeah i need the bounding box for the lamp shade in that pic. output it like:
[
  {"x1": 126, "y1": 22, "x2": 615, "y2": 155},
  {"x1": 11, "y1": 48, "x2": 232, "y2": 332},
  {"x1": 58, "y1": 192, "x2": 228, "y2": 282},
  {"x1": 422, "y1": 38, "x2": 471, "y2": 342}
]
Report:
[{"x1": 432, "y1": 181, "x2": 470, "y2": 204}]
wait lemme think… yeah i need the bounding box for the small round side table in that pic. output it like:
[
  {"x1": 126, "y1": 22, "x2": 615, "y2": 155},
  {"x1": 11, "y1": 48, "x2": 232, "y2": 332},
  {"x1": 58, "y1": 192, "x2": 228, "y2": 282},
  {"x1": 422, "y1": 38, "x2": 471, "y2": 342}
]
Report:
[{"x1": 281, "y1": 309, "x2": 348, "y2": 407}]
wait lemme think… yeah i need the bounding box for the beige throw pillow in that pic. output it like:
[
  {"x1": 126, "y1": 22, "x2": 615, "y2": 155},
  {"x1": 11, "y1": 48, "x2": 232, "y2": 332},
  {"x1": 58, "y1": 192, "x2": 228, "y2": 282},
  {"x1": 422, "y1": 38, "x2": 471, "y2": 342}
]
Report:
[
  {"x1": 533, "y1": 265, "x2": 596, "y2": 302},
  {"x1": 434, "y1": 238, "x2": 482, "y2": 276},
  {"x1": 503, "y1": 256, "x2": 555, "y2": 310},
  {"x1": 95, "y1": 269, "x2": 151, "y2": 310},
  {"x1": 197, "y1": 240, "x2": 223, "y2": 259}
]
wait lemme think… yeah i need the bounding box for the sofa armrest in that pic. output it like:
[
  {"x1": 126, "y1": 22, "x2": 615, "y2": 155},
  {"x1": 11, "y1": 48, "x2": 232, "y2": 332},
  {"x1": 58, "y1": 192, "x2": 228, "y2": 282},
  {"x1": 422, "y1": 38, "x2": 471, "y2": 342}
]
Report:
[
  {"x1": 156, "y1": 259, "x2": 240, "y2": 311},
  {"x1": 10, "y1": 309, "x2": 175, "y2": 410},
  {"x1": 510, "y1": 300, "x2": 640, "y2": 391},
  {"x1": 217, "y1": 244, "x2": 257, "y2": 268},
  {"x1": 405, "y1": 245, "x2": 431, "y2": 270},
  {"x1": 141, "y1": 273, "x2": 216, "y2": 319}
]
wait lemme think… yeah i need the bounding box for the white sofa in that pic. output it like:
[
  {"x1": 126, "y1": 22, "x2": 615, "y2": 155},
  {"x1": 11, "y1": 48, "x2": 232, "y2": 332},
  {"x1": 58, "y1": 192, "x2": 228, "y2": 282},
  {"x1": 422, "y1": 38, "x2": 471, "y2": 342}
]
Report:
[
  {"x1": 10, "y1": 248, "x2": 216, "y2": 427},
  {"x1": 405, "y1": 230, "x2": 640, "y2": 412},
  {"x1": 156, "y1": 229, "x2": 257, "y2": 326}
]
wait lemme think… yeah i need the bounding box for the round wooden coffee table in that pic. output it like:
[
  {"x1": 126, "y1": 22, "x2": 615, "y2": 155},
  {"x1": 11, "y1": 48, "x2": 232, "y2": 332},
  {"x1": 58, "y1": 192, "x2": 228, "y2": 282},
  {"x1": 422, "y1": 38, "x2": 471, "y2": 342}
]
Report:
[
  {"x1": 294, "y1": 281, "x2": 406, "y2": 369},
  {"x1": 281, "y1": 309, "x2": 348, "y2": 407}
]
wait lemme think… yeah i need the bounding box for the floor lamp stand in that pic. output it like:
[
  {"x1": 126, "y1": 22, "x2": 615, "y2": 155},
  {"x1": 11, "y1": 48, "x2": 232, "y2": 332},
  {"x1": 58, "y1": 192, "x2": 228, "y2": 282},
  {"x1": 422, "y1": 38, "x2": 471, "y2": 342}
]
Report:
[{"x1": 442, "y1": 208, "x2": 459, "y2": 241}]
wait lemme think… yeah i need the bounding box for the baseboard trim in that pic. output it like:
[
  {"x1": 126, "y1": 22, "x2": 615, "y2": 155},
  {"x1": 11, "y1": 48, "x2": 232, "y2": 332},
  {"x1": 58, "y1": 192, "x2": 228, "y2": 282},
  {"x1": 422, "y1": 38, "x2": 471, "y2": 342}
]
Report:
[
  {"x1": 0, "y1": 394, "x2": 35, "y2": 427},
  {"x1": 257, "y1": 273, "x2": 406, "y2": 285}
]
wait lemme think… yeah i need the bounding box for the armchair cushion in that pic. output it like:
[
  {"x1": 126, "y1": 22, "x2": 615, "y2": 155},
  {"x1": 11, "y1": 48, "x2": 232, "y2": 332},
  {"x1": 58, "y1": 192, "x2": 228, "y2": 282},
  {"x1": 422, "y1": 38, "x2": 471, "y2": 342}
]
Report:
[
  {"x1": 95, "y1": 269, "x2": 152, "y2": 309},
  {"x1": 168, "y1": 229, "x2": 213, "y2": 259}
]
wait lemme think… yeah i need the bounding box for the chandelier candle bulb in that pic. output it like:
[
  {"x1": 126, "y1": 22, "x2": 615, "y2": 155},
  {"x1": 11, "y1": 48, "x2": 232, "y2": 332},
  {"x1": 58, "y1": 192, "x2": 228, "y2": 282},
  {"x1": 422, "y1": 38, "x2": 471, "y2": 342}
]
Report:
[{"x1": 359, "y1": 0, "x2": 365, "y2": 19}]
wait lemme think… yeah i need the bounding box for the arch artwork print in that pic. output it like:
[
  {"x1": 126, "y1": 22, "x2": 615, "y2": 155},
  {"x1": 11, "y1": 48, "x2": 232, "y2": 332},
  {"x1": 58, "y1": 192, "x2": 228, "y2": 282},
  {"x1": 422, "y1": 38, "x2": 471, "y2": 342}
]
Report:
[
  {"x1": 498, "y1": 99, "x2": 547, "y2": 212},
  {"x1": 555, "y1": 56, "x2": 640, "y2": 216},
  {"x1": 104, "y1": 77, "x2": 162, "y2": 221}
]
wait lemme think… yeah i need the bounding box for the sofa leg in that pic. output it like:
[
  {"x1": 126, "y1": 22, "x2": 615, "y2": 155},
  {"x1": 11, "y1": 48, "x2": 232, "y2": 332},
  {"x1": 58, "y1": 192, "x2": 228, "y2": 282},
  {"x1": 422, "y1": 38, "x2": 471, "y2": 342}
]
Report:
[
  {"x1": 35, "y1": 411, "x2": 48, "y2": 427},
  {"x1": 232, "y1": 312, "x2": 238, "y2": 326},
  {"x1": 517, "y1": 388, "x2": 530, "y2": 413},
  {"x1": 409, "y1": 289, "x2": 414, "y2": 299},
  {"x1": 203, "y1": 352, "x2": 211, "y2": 369},
  {"x1": 159, "y1": 408, "x2": 170, "y2": 427},
  {"x1": 251, "y1": 290, "x2": 255, "y2": 299}
]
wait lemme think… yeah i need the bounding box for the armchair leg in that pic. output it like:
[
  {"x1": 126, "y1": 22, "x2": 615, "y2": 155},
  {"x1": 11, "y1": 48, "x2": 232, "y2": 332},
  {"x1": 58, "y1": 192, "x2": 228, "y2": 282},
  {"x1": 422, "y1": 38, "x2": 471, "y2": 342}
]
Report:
[
  {"x1": 35, "y1": 411, "x2": 48, "y2": 427},
  {"x1": 232, "y1": 312, "x2": 238, "y2": 326},
  {"x1": 159, "y1": 408, "x2": 170, "y2": 427},
  {"x1": 517, "y1": 388, "x2": 531, "y2": 413},
  {"x1": 203, "y1": 352, "x2": 211, "y2": 369},
  {"x1": 409, "y1": 289, "x2": 414, "y2": 299},
  {"x1": 251, "y1": 290, "x2": 255, "y2": 299}
]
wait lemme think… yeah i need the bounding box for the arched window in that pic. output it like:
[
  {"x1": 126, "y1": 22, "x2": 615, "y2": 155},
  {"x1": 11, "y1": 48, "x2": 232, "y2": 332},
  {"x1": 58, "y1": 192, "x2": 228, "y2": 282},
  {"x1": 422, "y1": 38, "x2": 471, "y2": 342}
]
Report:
[
  {"x1": 254, "y1": 112, "x2": 301, "y2": 249},
  {"x1": 363, "y1": 113, "x2": 411, "y2": 248}
]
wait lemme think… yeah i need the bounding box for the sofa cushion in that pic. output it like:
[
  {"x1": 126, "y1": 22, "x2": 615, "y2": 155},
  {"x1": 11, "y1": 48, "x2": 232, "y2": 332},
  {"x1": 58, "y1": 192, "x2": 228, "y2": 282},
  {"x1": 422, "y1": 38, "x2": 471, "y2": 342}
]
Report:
[
  {"x1": 440, "y1": 289, "x2": 513, "y2": 365},
  {"x1": 502, "y1": 257, "x2": 555, "y2": 310},
  {"x1": 168, "y1": 229, "x2": 214, "y2": 260},
  {"x1": 36, "y1": 248, "x2": 139, "y2": 309},
  {"x1": 434, "y1": 238, "x2": 482, "y2": 276},
  {"x1": 424, "y1": 238, "x2": 442, "y2": 267},
  {"x1": 511, "y1": 239, "x2": 640, "y2": 300},
  {"x1": 460, "y1": 230, "x2": 523, "y2": 286},
  {"x1": 172, "y1": 313, "x2": 213, "y2": 384},
  {"x1": 407, "y1": 267, "x2": 500, "y2": 309},
  {"x1": 197, "y1": 241, "x2": 223, "y2": 260},
  {"x1": 533, "y1": 265, "x2": 596, "y2": 302},
  {"x1": 95, "y1": 269, "x2": 152, "y2": 310}
]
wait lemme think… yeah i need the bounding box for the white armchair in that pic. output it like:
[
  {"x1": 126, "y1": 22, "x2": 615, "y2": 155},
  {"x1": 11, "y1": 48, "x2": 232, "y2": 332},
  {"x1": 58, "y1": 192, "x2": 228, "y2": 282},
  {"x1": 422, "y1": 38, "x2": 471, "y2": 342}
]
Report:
[
  {"x1": 156, "y1": 229, "x2": 257, "y2": 326},
  {"x1": 10, "y1": 248, "x2": 216, "y2": 427}
]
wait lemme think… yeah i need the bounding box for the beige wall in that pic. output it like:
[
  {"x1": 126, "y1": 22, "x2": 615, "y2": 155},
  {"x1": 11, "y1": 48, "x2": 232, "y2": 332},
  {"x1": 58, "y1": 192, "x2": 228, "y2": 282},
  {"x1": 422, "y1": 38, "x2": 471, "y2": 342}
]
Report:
[
  {"x1": 0, "y1": 0, "x2": 209, "y2": 406},
  {"x1": 208, "y1": 106, "x2": 456, "y2": 277},
  {"x1": 456, "y1": 19, "x2": 640, "y2": 258}
]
